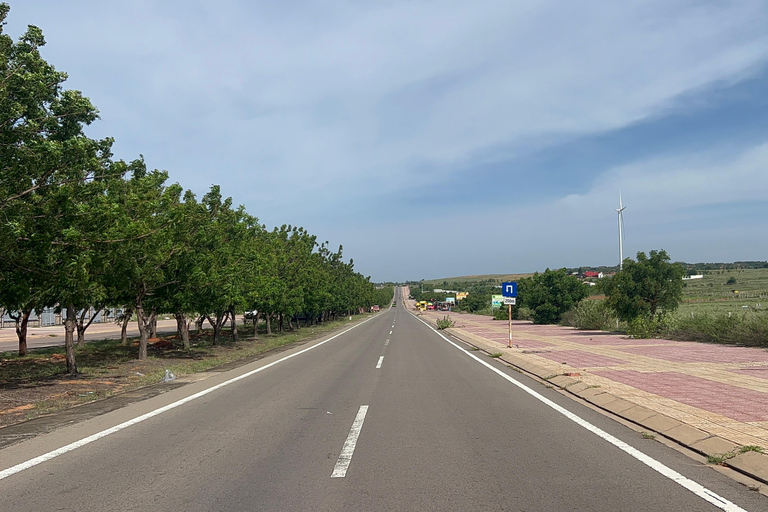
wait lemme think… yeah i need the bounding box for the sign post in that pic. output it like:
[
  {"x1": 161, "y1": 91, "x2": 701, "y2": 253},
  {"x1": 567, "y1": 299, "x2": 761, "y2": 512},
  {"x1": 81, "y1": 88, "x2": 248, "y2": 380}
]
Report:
[{"x1": 501, "y1": 282, "x2": 517, "y2": 348}]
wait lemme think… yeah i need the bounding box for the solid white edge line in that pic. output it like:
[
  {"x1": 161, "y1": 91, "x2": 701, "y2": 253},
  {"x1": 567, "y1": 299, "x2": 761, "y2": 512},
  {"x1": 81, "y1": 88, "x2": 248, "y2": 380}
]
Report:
[
  {"x1": 331, "y1": 405, "x2": 369, "y2": 478},
  {"x1": 409, "y1": 312, "x2": 748, "y2": 512},
  {"x1": 376, "y1": 356, "x2": 384, "y2": 369},
  {"x1": 0, "y1": 316, "x2": 375, "y2": 482}
]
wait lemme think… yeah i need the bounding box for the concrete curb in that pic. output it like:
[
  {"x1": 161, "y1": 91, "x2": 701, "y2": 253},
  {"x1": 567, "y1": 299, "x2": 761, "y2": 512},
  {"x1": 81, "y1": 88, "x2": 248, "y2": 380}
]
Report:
[{"x1": 444, "y1": 326, "x2": 768, "y2": 486}]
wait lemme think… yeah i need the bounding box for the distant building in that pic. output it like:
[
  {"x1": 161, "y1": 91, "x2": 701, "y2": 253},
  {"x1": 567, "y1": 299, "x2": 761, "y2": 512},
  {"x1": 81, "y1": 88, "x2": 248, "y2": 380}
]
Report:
[{"x1": 583, "y1": 271, "x2": 603, "y2": 278}]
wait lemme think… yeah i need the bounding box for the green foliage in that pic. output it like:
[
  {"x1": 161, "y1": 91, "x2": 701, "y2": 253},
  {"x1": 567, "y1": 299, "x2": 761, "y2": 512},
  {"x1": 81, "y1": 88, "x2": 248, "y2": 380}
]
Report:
[
  {"x1": 435, "y1": 316, "x2": 454, "y2": 330},
  {"x1": 0, "y1": 6, "x2": 383, "y2": 367},
  {"x1": 517, "y1": 269, "x2": 589, "y2": 324},
  {"x1": 663, "y1": 311, "x2": 768, "y2": 347},
  {"x1": 726, "y1": 277, "x2": 737, "y2": 285},
  {"x1": 604, "y1": 250, "x2": 685, "y2": 322},
  {"x1": 515, "y1": 306, "x2": 534, "y2": 321},
  {"x1": 563, "y1": 300, "x2": 617, "y2": 330},
  {"x1": 626, "y1": 315, "x2": 668, "y2": 339},
  {"x1": 455, "y1": 291, "x2": 492, "y2": 313}
]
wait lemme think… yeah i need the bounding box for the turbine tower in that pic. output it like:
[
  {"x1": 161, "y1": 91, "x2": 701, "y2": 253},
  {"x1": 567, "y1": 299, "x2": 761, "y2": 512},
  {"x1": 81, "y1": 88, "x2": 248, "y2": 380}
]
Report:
[{"x1": 616, "y1": 193, "x2": 626, "y2": 270}]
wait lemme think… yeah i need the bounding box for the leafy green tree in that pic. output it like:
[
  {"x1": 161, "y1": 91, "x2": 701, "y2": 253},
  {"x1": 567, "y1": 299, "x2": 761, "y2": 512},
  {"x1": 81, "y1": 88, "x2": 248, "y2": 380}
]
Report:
[
  {"x1": 604, "y1": 249, "x2": 685, "y2": 322},
  {"x1": 518, "y1": 268, "x2": 589, "y2": 324},
  {"x1": 0, "y1": 4, "x2": 112, "y2": 363}
]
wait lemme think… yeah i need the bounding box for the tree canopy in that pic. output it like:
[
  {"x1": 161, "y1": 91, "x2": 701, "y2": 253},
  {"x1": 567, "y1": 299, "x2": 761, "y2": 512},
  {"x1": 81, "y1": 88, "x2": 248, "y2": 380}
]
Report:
[
  {"x1": 0, "y1": 5, "x2": 385, "y2": 372},
  {"x1": 604, "y1": 249, "x2": 685, "y2": 322}
]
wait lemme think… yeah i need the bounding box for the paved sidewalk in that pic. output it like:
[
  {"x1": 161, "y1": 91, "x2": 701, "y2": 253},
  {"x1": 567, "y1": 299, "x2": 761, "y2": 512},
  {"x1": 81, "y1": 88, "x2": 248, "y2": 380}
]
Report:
[
  {"x1": 0, "y1": 319, "x2": 180, "y2": 352},
  {"x1": 411, "y1": 302, "x2": 768, "y2": 483}
]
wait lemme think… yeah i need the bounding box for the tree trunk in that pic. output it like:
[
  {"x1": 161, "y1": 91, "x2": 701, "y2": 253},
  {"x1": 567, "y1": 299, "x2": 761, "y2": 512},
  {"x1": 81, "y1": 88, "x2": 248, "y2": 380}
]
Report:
[
  {"x1": 208, "y1": 314, "x2": 224, "y2": 345},
  {"x1": 136, "y1": 301, "x2": 150, "y2": 360},
  {"x1": 64, "y1": 305, "x2": 77, "y2": 374},
  {"x1": 120, "y1": 308, "x2": 132, "y2": 345},
  {"x1": 196, "y1": 315, "x2": 205, "y2": 333},
  {"x1": 229, "y1": 306, "x2": 238, "y2": 342},
  {"x1": 252, "y1": 313, "x2": 259, "y2": 339},
  {"x1": 150, "y1": 313, "x2": 158, "y2": 338},
  {"x1": 76, "y1": 307, "x2": 101, "y2": 347},
  {"x1": 175, "y1": 312, "x2": 190, "y2": 350},
  {"x1": 278, "y1": 313, "x2": 284, "y2": 333},
  {"x1": 265, "y1": 312, "x2": 272, "y2": 335},
  {"x1": 13, "y1": 308, "x2": 32, "y2": 357}
]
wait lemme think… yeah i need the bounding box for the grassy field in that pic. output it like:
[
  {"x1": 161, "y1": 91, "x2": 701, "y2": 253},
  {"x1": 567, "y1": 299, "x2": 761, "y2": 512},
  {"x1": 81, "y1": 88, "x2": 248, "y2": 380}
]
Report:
[{"x1": 678, "y1": 268, "x2": 768, "y2": 316}]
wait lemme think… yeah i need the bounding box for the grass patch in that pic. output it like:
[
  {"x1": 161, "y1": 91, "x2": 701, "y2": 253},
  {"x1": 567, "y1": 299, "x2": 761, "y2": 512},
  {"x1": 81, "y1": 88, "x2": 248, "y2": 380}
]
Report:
[
  {"x1": 739, "y1": 445, "x2": 764, "y2": 454},
  {"x1": 707, "y1": 452, "x2": 736, "y2": 465},
  {"x1": 488, "y1": 352, "x2": 503, "y2": 358},
  {"x1": 641, "y1": 432, "x2": 656, "y2": 440}
]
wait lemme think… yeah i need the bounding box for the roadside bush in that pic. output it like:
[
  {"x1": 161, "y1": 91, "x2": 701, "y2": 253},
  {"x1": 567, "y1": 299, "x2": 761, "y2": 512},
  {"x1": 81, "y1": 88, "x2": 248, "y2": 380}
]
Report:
[
  {"x1": 435, "y1": 316, "x2": 454, "y2": 330},
  {"x1": 516, "y1": 306, "x2": 534, "y2": 321},
  {"x1": 564, "y1": 300, "x2": 617, "y2": 330},
  {"x1": 664, "y1": 311, "x2": 768, "y2": 347},
  {"x1": 494, "y1": 305, "x2": 534, "y2": 321},
  {"x1": 559, "y1": 308, "x2": 577, "y2": 327},
  {"x1": 627, "y1": 316, "x2": 669, "y2": 339},
  {"x1": 517, "y1": 268, "x2": 589, "y2": 324}
]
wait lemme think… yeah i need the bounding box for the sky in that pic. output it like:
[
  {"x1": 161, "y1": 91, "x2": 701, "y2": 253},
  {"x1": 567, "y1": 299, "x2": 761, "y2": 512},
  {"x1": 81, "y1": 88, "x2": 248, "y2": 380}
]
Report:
[{"x1": 6, "y1": 0, "x2": 768, "y2": 282}]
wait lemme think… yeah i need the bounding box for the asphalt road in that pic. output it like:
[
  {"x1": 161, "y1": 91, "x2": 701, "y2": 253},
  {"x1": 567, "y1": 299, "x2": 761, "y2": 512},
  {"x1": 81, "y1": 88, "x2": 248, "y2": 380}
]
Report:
[{"x1": 0, "y1": 288, "x2": 766, "y2": 511}]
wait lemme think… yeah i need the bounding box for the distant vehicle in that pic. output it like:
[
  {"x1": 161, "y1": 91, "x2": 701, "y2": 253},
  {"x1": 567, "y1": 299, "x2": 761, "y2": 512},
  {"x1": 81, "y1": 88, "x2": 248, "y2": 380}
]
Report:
[
  {"x1": 392, "y1": 302, "x2": 397, "y2": 307},
  {"x1": 371, "y1": 305, "x2": 380, "y2": 312},
  {"x1": 244, "y1": 310, "x2": 258, "y2": 319}
]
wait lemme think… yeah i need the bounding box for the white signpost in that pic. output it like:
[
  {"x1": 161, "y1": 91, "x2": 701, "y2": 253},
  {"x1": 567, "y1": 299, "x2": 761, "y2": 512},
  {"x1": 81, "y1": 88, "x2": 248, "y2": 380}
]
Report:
[{"x1": 501, "y1": 282, "x2": 517, "y2": 348}]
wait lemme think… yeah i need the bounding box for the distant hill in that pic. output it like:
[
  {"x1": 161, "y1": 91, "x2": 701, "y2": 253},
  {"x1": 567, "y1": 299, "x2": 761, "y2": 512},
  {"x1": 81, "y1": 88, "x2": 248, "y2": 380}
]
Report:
[
  {"x1": 421, "y1": 261, "x2": 768, "y2": 285},
  {"x1": 423, "y1": 273, "x2": 533, "y2": 285}
]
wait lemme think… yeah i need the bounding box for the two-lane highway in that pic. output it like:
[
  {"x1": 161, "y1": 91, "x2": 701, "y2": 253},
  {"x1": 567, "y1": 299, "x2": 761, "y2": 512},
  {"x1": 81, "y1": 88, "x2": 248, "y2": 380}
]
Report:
[{"x1": 0, "y1": 288, "x2": 766, "y2": 511}]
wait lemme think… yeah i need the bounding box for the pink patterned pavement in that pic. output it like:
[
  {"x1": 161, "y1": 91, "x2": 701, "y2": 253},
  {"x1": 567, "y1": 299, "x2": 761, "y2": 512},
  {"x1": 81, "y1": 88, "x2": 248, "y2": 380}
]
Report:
[{"x1": 413, "y1": 303, "x2": 768, "y2": 446}]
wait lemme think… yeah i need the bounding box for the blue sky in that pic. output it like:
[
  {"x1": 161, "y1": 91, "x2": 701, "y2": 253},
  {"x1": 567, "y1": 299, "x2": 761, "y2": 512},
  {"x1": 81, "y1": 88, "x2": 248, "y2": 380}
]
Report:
[{"x1": 6, "y1": 1, "x2": 768, "y2": 282}]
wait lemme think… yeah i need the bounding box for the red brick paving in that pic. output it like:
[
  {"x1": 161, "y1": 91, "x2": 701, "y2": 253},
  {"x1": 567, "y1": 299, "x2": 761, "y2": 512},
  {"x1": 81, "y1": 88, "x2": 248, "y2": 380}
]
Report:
[
  {"x1": 732, "y1": 369, "x2": 768, "y2": 380},
  {"x1": 537, "y1": 350, "x2": 626, "y2": 368},
  {"x1": 593, "y1": 370, "x2": 768, "y2": 422},
  {"x1": 619, "y1": 344, "x2": 768, "y2": 364}
]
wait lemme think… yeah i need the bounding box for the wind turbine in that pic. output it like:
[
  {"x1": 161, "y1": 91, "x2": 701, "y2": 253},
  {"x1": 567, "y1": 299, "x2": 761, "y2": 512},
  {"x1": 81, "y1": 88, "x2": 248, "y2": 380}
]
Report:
[{"x1": 616, "y1": 193, "x2": 626, "y2": 270}]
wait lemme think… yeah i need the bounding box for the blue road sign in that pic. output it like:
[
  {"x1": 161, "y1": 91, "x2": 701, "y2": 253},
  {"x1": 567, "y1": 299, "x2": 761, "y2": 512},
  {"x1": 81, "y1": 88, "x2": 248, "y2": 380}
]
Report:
[{"x1": 502, "y1": 281, "x2": 517, "y2": 297}]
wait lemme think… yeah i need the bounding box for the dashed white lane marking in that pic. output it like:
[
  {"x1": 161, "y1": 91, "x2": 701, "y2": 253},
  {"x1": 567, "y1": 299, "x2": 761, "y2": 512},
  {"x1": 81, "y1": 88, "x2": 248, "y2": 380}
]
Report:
[
  {"x1": 331, "y1": 405, "x2": 369, "y2": 478},
  {"x1": 411, "y1": 313, "x2": 748, "y2": 512},
  {"x1": 389, "y1": 330, "x2": 392, "y2": 335},
  {"x1": 376, "y1": 356, "x2": 384, "y2": 369},
  {"x1": 385, "y1": 340, "x2": 389, "y2": 346},
  {"x1": 0, "y1": 318, "x2": 375, "y2": 482}
]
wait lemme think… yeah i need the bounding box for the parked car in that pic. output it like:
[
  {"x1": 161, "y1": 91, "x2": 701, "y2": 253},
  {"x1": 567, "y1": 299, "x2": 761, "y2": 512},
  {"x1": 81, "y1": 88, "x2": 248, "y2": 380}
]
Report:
[
  {"x1": 244, "y1": 310, "x2": 258, "y2": 319},
  {"x1": 371, "y1": 305, "x2": 380, "y2": 312}
]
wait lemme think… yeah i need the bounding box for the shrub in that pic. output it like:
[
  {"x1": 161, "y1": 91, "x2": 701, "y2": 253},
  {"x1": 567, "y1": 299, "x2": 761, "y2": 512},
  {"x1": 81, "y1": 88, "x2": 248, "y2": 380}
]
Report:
[
  {"x1": 516, "y1": 306, "x2": 534, "y2": 321},
  {"x1": 435, "y1": 316, "x2": 454, "y2": 330},
  {"x1": 518, "y1": 268, "x2": 589, "y2": 324},
  {"x1": 559, "y1": 308, "x2": 577, "y2": 327},
  {"x1": 664, "y1": 311, "x2": 768, "y2": 347},
  {"x1": 566, "y1": 300, "x2": 617, "y2": 330},
  {"x1": 627, "y1": 316, "x2": 667, "y2": 339}
]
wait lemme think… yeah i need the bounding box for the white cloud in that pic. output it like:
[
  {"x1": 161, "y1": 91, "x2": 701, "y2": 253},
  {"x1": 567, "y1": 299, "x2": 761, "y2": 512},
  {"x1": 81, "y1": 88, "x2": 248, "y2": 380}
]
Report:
[{"x1": 6, "y1": 1, "x2": 768, "y2": 279}]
